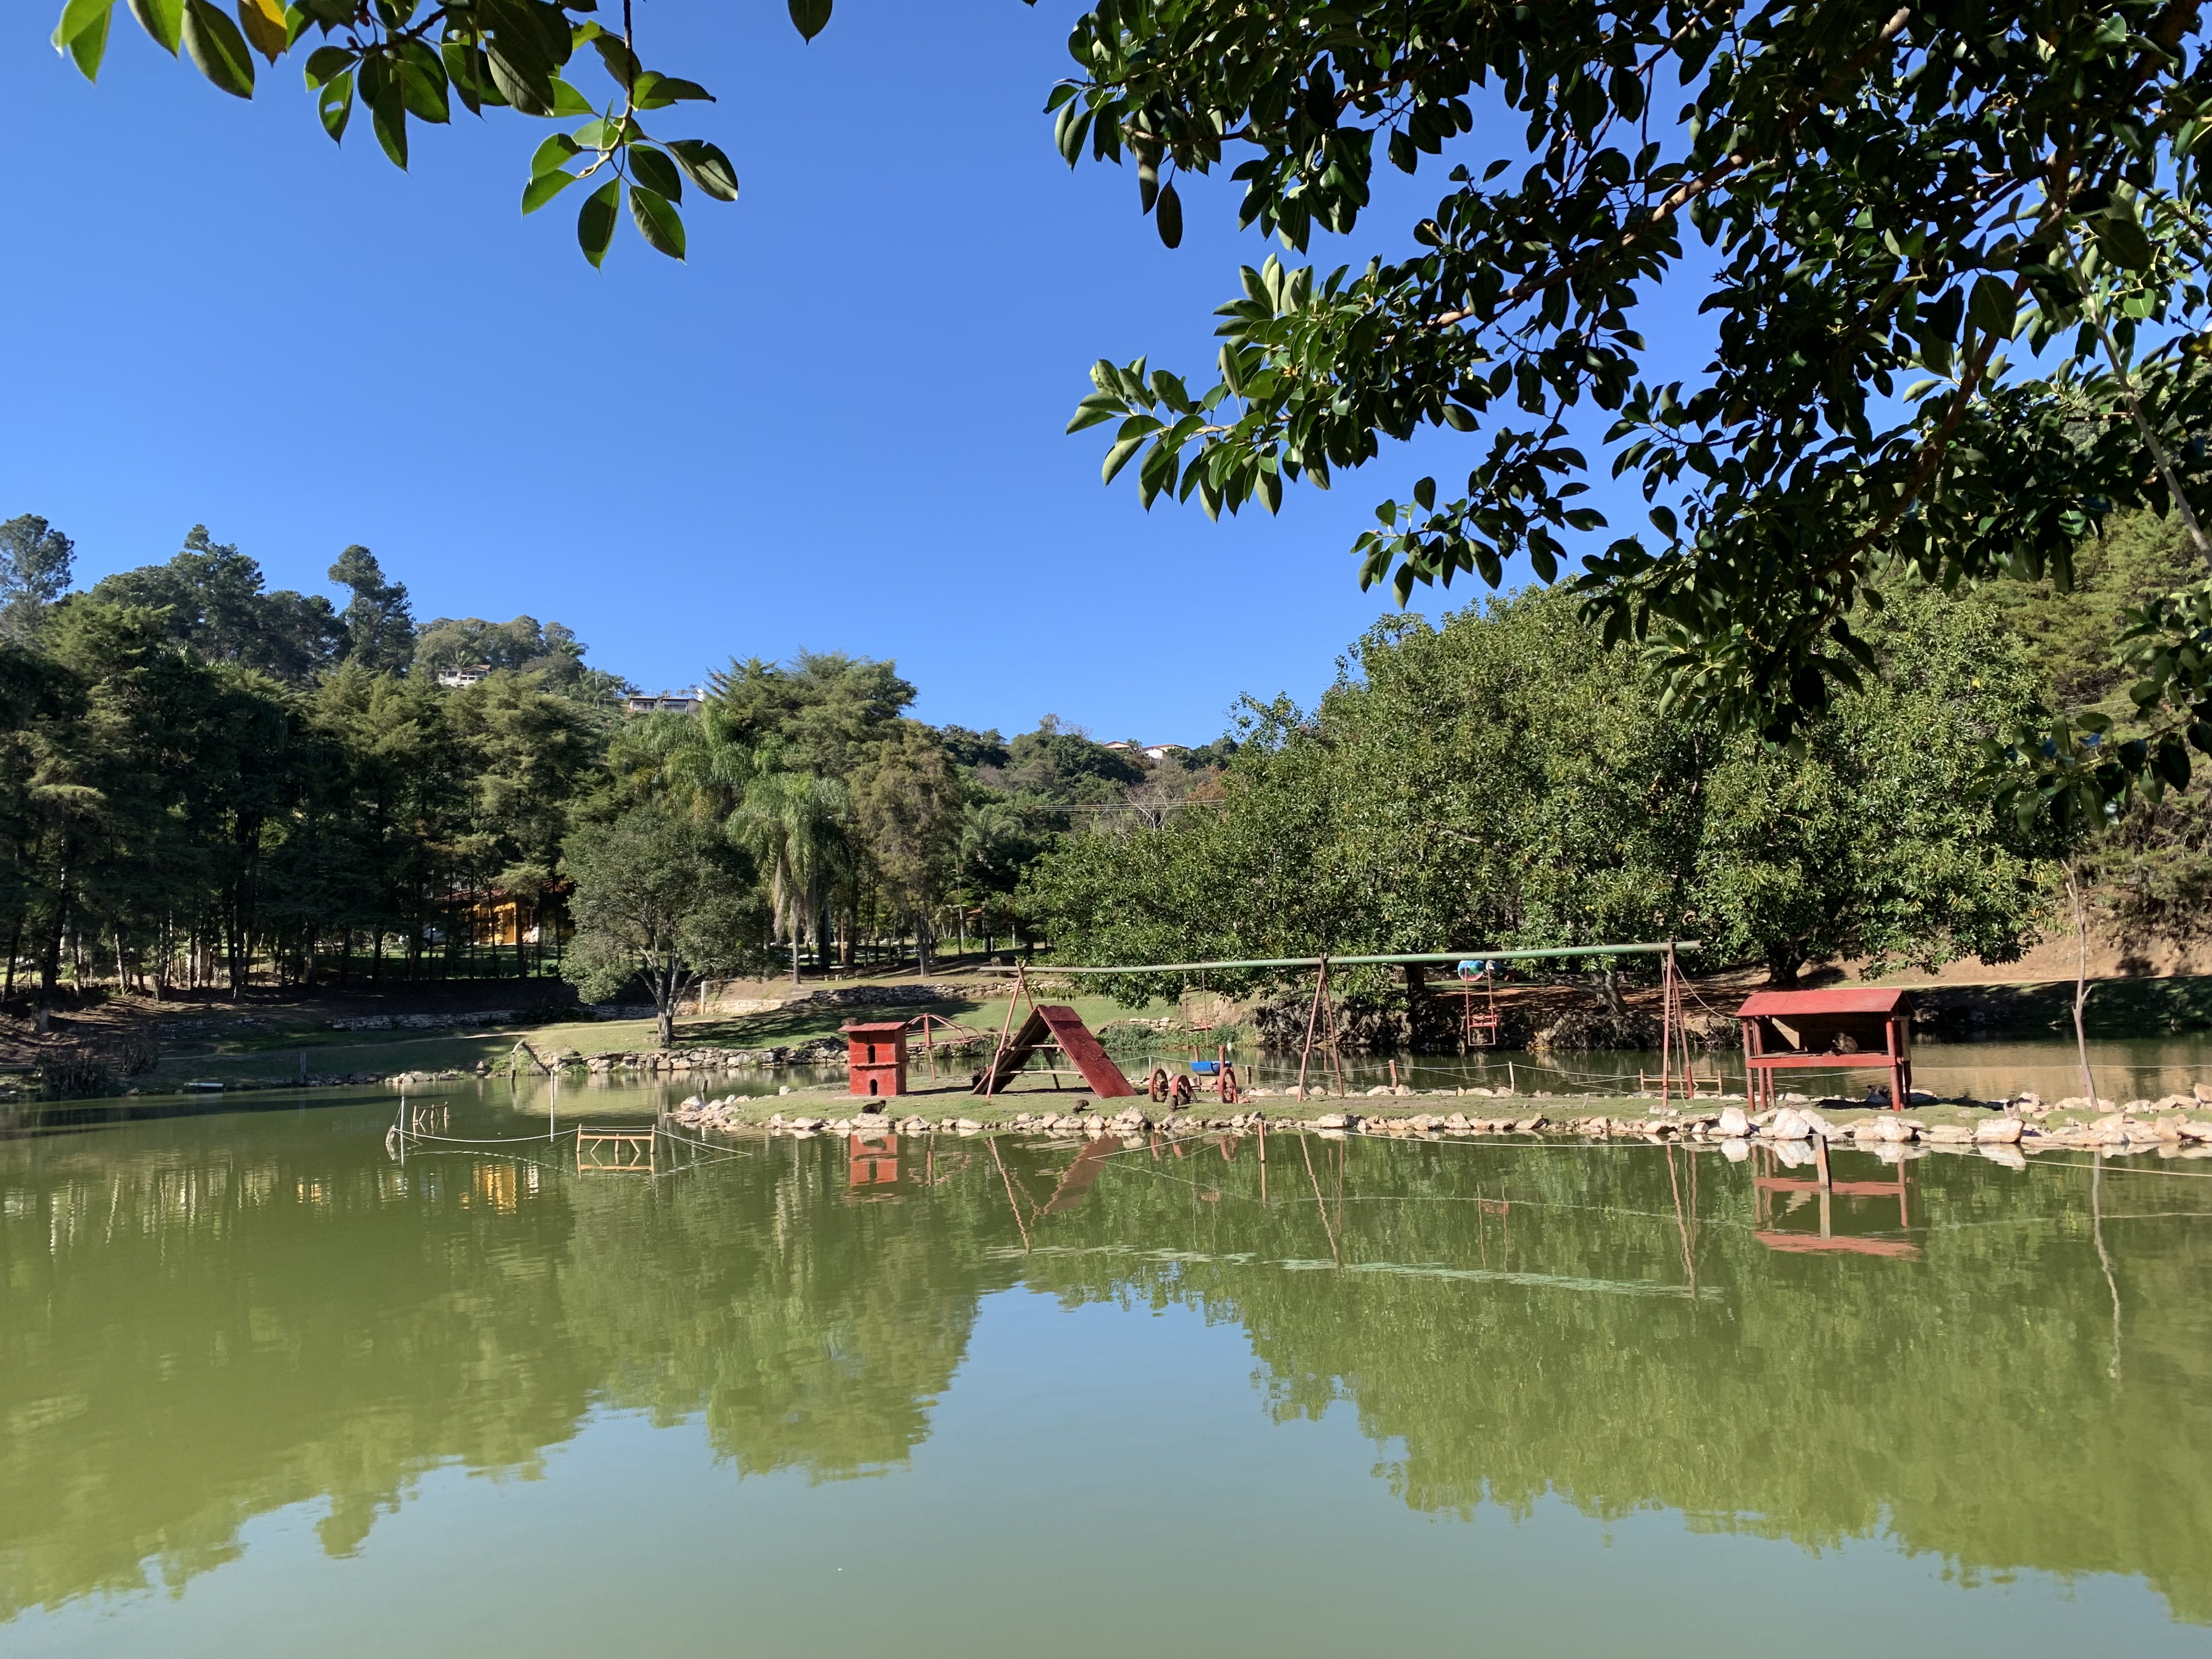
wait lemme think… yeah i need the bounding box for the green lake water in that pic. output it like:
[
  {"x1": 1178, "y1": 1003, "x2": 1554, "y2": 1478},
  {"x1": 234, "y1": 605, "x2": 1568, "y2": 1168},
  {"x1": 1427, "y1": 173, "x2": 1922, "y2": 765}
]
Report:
[{"x1": 5, "y1": 1079, "x2": 2212, "y2": 1657}]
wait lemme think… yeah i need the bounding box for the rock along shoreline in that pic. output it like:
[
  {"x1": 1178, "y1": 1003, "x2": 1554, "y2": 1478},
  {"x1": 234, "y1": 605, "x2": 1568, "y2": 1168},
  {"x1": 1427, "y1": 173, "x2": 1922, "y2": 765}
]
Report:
[{"x1": 668, "y1": 1083, "x2": 2212, "y2": 1163}]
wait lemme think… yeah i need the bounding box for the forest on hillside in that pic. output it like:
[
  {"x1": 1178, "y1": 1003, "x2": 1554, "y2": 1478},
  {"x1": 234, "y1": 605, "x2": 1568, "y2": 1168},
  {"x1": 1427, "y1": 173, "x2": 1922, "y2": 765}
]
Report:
[
  {"x1": 0, "y1": 518, "x2": 1231, "y2": 1015},
  {"x1": 1, "y1": 512, "x2": 2206, "y2": 1031},
  {"x1": 1031, "y1": 515, "x2": 2212, "y2": 1002}
]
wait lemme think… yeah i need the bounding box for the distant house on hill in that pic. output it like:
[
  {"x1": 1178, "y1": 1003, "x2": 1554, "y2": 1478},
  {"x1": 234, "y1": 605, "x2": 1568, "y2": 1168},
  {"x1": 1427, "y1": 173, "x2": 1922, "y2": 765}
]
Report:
[
  {"x1": 435, "y1": 663, "x2": 492, "y2": 689},
  {"x1": 622, "y1": 688, "x2": 705, "y2": 715},
  {"x1": 1103, "y1": 740, "x2": 1189, "y2": 760}
]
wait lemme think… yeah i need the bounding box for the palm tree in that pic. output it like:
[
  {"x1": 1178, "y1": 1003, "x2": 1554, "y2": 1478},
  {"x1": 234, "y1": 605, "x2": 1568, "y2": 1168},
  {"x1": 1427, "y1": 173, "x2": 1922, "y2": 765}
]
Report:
[{"x1": 728, "y1": 766, "x2": 851, "y2": 984}]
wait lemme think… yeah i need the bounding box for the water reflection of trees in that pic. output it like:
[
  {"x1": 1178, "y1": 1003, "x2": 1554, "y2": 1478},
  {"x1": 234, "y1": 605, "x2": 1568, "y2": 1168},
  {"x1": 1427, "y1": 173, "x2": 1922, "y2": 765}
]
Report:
[
  {"x1": 3, "y1": 1124, "x2": 2207, "y2": 1624},
  {"x1": 1000, "y1": 1134, "x2": 2212, "y2": 1624}
]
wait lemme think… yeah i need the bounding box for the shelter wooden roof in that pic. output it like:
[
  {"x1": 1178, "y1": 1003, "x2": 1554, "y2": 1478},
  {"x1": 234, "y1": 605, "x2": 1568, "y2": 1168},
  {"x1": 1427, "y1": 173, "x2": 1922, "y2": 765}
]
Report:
[{"x1": 1735, "y1": 988, "x2": 1913, "y2": 1018}]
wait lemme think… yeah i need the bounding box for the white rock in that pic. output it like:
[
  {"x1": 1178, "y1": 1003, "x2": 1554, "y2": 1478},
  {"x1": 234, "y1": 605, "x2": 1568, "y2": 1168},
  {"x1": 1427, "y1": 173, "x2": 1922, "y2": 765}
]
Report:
[
  {"x1": 1717, "y1": 1107, "x2": 1750, "y2": 1137},
  {"x1": 1974, "y1": 1118, "x2": 2023, "y2": 1144},
  {"x1": 1765, "y1": 1108, "x2": 1812, "y2": 1141}
]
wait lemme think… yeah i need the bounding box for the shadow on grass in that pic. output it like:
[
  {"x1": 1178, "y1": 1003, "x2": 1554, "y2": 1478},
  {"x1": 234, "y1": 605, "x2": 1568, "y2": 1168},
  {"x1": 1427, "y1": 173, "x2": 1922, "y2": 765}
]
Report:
[{"x1": 1918, "y1": 975, "x2": 2212, "y2": 1041}]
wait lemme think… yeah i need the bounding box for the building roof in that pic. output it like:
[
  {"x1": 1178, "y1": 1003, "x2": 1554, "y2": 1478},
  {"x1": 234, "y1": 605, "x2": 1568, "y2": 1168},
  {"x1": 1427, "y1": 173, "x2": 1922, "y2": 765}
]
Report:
[
  {"x1": 1736, "y1": 988, "x2": 1914, "y2": 1018},
  {"x1": 839, "y1": 1020, "x2": 912, "y2": 1035}
]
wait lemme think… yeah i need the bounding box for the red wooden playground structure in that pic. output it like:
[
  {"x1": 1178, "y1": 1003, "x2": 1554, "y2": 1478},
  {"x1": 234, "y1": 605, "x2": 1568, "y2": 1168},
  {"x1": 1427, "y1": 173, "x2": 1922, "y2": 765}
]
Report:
[{"x1": 1735, "y1": 987, "x2": 1914, "y2": 1111}]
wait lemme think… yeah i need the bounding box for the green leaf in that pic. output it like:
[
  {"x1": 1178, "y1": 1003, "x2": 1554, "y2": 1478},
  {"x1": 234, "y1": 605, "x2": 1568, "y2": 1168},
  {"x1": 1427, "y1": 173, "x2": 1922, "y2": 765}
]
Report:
[
  {"x1": 440, "y1": 39, "x2": 483, "y2": 114},
  {"x1": 302, "y1": 43, "x2": 351, "y2": 86},
  {"x1": 52, "y1": 0, "x2": 112, "y2": 74},
  {"x1": 530, "y1": 132, "x2": 581, "y2": 176},
  {"x1": 368, "y1": 59, "x2": 407, "y2": 167},
  {"x1": 588, "y1": 30, "x2": 637, "y2": 85},
  {"x1": 67, "y1": 4, "x2": 111, "y2": 75},
  {"x1": 628, "y1": 144, "x2": 682, "y2": 202},
  {"x1": 522, "y1": 165, "x2": 579, "y2": 213},
  {"x1": 665, "y1": 139, "x2": 738, "y2": 202},
  {"x1": 631, "y1": 71, "x2": 713, "y2": 108},
  {"x1": 317, "y1": 66, "x2": 352, "y2": 139},
  {"x1": 1155, "y1": 180, "x2": 1183, "y2": 250},
  {"x1": 628, "y1": 183, "x2": 685, "y2": 258},
  {"x1": 1968, "y1": 273, "x2": 2017, "y2": 340},
  {"x1": 2092, "y1": 210, "x2": 2155, "y2": 273},
  {"x1": 577, "y1": 176, "x2": 620, "y2": 267},
  {"x1": 547, "y1": 76, "x2": 593, "y2": 116},
  {"x1": 55, "y1": 0, "x2": 112, "y2": 78},
  {"x1": 392, "y1": 40, "x2": 449, "y2": 123},
  {"x1": 182, "y1": 0, "x2": 256, "y2": 97},
  {"x1": 126, "y1": 0, "x2": 181, "y2": 53},
  {"x1": 788, "y1": 0, "x2": 830, "y2": 41}
]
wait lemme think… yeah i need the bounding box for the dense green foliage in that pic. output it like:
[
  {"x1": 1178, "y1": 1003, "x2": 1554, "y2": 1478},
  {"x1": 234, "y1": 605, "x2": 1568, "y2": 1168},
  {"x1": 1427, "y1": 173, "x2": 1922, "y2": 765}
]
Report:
[
  {"x1": 0, "y1": 522, "x2": 1225, "y2": 1013},
  {"x1": 48, "y1": 0, "x2": 780, "y2": 264},
  {"x1": 1990, "y1": 514, "x2": 2212, "y2": 948},
  {"x1": 1, "y1": 533, "x2": 617, "y2": 1004},
  {"x1": 1027, "y1": 583, "x2": 2055, "y2": 994},
  {"x1": 1049, "y1": 0, "x2": 2212, "y2": 815}
]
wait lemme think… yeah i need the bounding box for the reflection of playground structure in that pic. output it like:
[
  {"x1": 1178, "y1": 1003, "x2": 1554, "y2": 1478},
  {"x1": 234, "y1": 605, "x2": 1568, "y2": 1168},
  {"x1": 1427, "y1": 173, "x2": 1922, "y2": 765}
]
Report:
[
  {"x1": 1750, "y1": 1141, "x2": 1920, "y2": 1259},
  {"x1": 577, "y1": 1127, "x2": 657, "y2": 1173},
  {"x1": 386, "y1": 1103, "x2": 746, "y2": 1186}
]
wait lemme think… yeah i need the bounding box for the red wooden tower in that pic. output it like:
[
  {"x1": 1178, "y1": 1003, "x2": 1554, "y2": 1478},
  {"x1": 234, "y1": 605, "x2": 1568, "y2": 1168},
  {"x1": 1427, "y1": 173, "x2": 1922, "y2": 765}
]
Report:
[{"x1": 842, "y1": 1020, "x2": 911, "y2": 1101}]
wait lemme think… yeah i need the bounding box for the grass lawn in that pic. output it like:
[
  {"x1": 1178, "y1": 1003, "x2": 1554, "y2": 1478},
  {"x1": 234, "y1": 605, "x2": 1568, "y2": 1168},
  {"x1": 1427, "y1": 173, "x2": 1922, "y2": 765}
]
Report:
[{"x1": 138, "y1": 985, "x2": 1175, "y2": 1089}]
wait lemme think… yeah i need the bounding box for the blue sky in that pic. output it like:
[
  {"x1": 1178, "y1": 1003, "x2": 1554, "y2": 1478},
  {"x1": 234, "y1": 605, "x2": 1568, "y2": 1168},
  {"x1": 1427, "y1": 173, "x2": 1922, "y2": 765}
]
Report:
[{"x1": 4, "y1": 2, "x2": 1677, "y2": 742}]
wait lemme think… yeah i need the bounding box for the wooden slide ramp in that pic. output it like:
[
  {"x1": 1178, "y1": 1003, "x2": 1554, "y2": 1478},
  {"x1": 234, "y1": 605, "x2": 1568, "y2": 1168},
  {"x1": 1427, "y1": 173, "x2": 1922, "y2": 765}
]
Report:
[{"x1": 973, "y1": 1005, "x2": 1136, "y2": 1098}]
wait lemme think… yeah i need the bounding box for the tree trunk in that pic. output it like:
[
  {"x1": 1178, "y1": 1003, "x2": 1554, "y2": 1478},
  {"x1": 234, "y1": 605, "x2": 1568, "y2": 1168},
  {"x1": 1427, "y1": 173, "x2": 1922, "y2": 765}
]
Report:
[
  {"x1": 38, "y1": 857, "x2": 69, "y2": 1013},
  {"x1": 1594, "y1": 965, "x2": 1627, "y2": 1019},
  {"x1": 2067, "y1": 864, "x2": 2100, "y2": 1108},
  {"x1": 1764, "y1": 944, "x2": 1803, "y2": 988}
]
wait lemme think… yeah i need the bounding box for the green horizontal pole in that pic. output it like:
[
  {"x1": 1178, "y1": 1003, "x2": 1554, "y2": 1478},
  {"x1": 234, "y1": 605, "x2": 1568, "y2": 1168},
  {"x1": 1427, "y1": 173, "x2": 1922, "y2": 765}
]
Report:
[{"x1": 988, "y1": 941, "x2": 1701, "y2": 976}]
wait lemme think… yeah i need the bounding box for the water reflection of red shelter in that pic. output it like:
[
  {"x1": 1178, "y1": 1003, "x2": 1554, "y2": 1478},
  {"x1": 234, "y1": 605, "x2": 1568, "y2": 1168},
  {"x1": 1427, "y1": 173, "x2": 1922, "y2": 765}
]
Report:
[
  {"x1": 1736, "y1": 988, "x2": 1913, "y2": 1111},
  {"x1": 1751, "y1": 1143, "x2": 1920, "y2": 1258},
  {"x1": 848, "y1": 1132, "x2": 900, "y2": 1187},
  {"x1": 842, "y1": 1020, "x2": 910, "y2": 1100}
]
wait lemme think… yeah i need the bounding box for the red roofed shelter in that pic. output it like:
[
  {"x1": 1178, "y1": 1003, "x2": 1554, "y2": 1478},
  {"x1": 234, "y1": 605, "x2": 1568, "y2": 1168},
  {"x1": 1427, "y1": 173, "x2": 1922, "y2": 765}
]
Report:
[{"x1": 1736, "y1": 988, "x2": 1914, "y2": 1112}]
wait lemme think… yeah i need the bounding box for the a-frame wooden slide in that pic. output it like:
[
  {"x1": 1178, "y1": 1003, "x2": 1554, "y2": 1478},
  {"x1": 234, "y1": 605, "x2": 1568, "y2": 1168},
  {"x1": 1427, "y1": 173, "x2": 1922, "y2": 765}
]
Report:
[{"x1": 971, "y1": 1005, "x2": 1136, "y2": 1097}]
